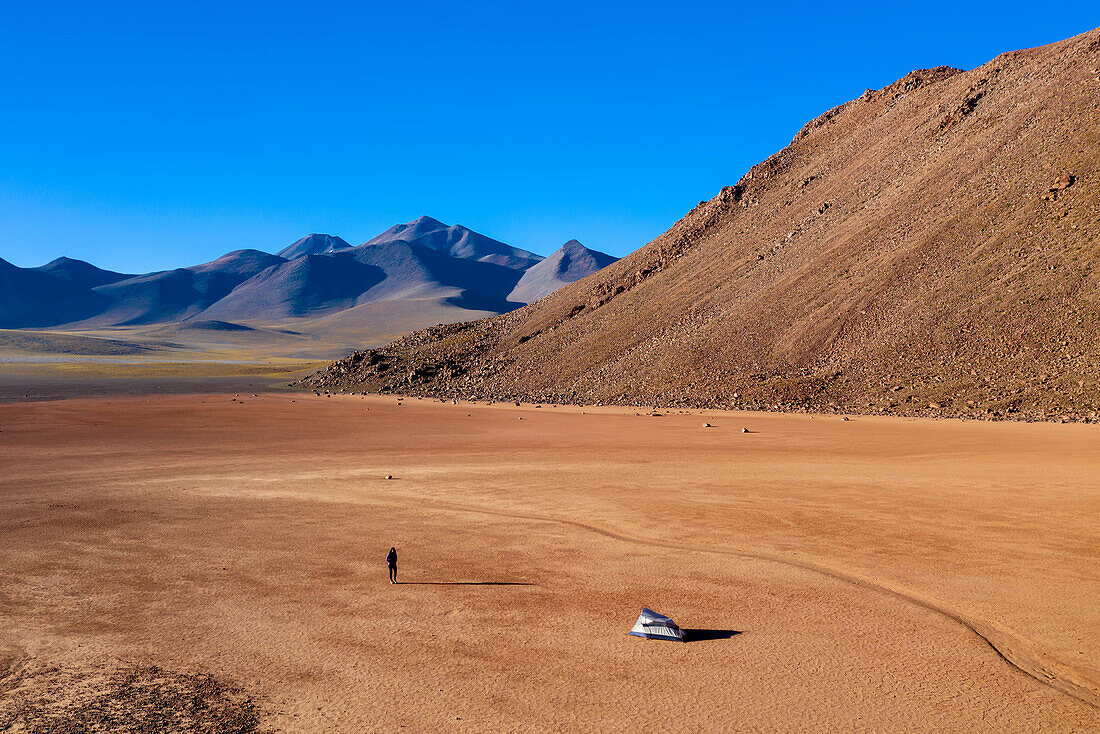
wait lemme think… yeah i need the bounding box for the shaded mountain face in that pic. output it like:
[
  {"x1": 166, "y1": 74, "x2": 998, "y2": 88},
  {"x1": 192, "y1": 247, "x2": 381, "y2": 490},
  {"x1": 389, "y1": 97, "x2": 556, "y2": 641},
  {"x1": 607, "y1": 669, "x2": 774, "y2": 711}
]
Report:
[
  {"x1": 508, "y1": 240, "x2": 619, "y2": 304},
  {"x1": 344, "y1": 239, "x2": 525, "y2": 309},
  {"x1": 198, "y1": 253, "x2": 386, "y2": 321},
  {"x1": 365, "y1": 216, "x2": 544, "y2": 270},
  {"x1": 0, "y1": 257, "x2": 109, "y2": 328},
  {"x1": 78, "y1": 250, "x2": 287, "y2": 326},
  {"x1": 305, "y1": 28, "x2": 1100, "y2": 423},
  {"x1": 276, "y1": 234, "x2": 353, "y2": 260}
]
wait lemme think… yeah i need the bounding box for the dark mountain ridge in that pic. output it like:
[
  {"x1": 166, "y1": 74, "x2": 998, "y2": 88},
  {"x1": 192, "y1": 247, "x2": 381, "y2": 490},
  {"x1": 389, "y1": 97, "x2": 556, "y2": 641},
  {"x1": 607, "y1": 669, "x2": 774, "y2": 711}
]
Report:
[
  {"x1": 0, "y1": 219, "x2": 616, "y2": 331},
  {"x1": 0, "y1": 257, "x2": 109, "y2": 328},
  {"x1": 34, "y1": 257, "x2": 133, "y2": 288}
]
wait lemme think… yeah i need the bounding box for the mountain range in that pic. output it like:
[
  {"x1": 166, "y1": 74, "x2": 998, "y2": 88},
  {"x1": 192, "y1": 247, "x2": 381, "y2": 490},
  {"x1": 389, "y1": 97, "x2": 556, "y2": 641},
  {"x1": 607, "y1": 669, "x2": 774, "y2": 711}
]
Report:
[
  {"x1": 305, "y1": 27, "x2": 1100, "y2": 423},
  {"x1": 0, "y1": 216, "x2": 617, "y2": 331}
]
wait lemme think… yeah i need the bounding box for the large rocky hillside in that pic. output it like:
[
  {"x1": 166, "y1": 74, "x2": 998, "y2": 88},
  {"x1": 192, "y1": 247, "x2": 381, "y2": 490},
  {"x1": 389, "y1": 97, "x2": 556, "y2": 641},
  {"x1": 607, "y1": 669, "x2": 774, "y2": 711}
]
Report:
[{"x1": 303, "y1": 28, "x2": 1100, "y2": 422}]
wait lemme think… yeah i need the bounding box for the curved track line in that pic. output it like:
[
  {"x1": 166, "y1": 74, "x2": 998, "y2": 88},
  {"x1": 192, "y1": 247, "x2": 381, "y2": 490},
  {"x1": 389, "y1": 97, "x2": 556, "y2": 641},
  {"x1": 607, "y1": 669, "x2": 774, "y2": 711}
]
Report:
[{"x1": 421, "y1": 498, "x2": 1099, "y2": 710}]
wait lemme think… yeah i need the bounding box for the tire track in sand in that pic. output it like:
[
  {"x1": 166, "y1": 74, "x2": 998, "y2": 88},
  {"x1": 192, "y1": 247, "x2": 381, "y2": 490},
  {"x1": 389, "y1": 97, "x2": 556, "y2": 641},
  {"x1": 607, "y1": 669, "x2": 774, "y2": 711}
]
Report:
[{"x1": 418, "y1": 498, "x2": 1099, "y2": 710}]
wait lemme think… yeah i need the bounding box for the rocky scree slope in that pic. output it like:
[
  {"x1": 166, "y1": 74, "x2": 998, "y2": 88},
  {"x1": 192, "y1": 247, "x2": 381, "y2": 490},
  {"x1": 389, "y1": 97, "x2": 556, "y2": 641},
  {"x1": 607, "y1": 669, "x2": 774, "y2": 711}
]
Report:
[{"x1": 307, "y1": 29, "x2": 1100, "y2": 422}]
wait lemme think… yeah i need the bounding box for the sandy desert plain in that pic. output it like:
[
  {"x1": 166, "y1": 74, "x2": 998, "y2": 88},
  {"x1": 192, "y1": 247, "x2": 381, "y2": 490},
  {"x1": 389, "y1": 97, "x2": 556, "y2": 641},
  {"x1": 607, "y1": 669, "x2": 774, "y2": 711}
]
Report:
[{"x1": 0, "y1": 391, "x2": 1097, "y2": 732}]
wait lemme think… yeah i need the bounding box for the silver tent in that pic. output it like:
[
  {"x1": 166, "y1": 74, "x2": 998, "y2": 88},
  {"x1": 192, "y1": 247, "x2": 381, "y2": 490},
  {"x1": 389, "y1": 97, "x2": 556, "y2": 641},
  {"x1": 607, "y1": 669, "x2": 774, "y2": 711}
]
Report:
[{"x1": 628, "y1": 608, "x2": 684, "y2": 642}]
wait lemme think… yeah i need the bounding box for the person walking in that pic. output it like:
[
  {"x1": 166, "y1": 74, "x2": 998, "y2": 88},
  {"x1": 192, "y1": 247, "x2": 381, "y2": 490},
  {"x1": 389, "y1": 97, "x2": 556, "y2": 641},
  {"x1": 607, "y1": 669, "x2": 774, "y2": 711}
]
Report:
[{"x1": 386, "y1": 547, "x2": 398, "y2": 584}]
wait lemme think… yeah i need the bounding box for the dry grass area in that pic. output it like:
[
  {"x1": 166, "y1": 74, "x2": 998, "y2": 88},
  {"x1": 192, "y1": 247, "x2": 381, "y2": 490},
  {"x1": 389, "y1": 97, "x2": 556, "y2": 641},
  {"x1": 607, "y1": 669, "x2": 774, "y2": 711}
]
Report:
[
  {"x1": 0, "y1": 297, "x2": 484, "y2": 403},
  {"x1": 1, "y1": 394, "x2": 1097, "y2": 731},
  {"x1": 0, "y1": 361, "x2": 322, "y2": 403},
  {"x1": 0, "y1": 361, "x2": 320, "y2": 380}
]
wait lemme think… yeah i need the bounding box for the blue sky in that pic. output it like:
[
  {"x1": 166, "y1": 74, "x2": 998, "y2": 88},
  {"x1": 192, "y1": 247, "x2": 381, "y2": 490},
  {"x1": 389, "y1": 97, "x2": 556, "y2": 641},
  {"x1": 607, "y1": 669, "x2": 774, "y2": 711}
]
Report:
[{"x1": 2, "y1": 2, "x2": 1097, "y2": 272}]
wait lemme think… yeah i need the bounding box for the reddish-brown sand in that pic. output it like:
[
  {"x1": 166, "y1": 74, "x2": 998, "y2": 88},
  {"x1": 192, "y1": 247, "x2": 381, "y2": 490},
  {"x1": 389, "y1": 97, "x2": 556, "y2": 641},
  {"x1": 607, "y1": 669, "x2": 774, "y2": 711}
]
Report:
[{"x1": 2, "y1": 394, "x2": 1098, "y2": 731}]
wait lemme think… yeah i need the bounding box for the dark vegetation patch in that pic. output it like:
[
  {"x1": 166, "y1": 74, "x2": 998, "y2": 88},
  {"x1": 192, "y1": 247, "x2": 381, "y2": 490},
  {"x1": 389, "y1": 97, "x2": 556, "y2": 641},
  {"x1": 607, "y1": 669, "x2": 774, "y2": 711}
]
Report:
[
  {"x1": 0, "y1": 330, "x2": 165, "y2": 356},
  {"x1": 178, "y1": 320, "x2": 256, "y2": 332},
  {"x1": 0, "y1": 659, "x2": 269, "y2": 734}
]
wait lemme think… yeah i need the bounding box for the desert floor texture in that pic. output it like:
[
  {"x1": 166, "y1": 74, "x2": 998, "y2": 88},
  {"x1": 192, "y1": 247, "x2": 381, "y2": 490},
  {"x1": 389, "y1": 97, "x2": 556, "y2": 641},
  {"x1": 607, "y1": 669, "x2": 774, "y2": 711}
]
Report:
[{"x1": 1, "y1": 394, "x2": 1098, "y2": 732}]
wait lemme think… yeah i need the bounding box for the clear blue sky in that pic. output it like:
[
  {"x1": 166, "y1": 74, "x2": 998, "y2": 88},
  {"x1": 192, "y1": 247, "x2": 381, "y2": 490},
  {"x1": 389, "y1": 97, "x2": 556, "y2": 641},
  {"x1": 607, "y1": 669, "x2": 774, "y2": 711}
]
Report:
[{"x1": 2, "y1": 2, "x2": 1097, "y2": 272}]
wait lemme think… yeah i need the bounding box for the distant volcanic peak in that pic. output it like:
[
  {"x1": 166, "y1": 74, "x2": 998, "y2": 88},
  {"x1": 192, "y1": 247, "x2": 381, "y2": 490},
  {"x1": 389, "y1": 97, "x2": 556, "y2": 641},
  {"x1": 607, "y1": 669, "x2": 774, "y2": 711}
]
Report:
[
  {"x1": 365, "y1": 215, "x2": 453, "y2": 245},
  {"x1": 42, "y1": 256, "x2": 81, "y2": 267},
  {"x1": 368, "y1": 216, "x2": 486, "y2": 244},
  {"x1": 397, "y1": 215, "x2": 447, "y2": 231},
  {"x1": 364, "y1": 216, "x2": 543, "y2": 269},
  {"x1": 556, "y1": 239, "x2": 596, "y2": 262},
  {"x1": 192, "y1": 249, "x2": 286, "y2": 274},
  {"x1": 210, "y1": 248, "x2": 281, "y2": 262},
  {"x1": 504, "y1": 240, "x2": 619, "y2": 304},
  {"x1": 409, "y1": 214, "x2": 447, "y2": 230},
  {"x1": 35, "y1": 256, "x2": 96, "y2": 271},
  {"x1": 553, "y1": 240, "x2": 618, "y2": 270},
  {"x1": 277, "y1": 233, "x2": 353, "y2": 260}
]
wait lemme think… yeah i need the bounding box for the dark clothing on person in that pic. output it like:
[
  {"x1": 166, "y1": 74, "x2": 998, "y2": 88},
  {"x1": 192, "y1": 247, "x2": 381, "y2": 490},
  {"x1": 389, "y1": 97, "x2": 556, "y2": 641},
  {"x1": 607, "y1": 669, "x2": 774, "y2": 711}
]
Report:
[{"x1": 386, "y1": 548, "x2": 398, "y2": 584}]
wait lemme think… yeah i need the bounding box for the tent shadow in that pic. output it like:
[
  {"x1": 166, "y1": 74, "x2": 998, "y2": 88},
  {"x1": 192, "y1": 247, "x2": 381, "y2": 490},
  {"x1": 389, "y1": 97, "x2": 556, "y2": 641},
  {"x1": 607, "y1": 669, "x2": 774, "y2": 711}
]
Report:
[
  {"x1": 682, "y1": 628, "x2": 742, "y2": 642},
  {"x1": 397, "y1": 581, "x2": 534, "y2": 586}
]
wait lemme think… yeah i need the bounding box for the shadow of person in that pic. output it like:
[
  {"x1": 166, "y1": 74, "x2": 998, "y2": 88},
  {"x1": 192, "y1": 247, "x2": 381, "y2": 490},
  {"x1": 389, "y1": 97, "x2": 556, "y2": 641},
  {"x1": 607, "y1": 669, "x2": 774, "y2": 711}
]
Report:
[
  {"x1": 397, "y1": 581, "x2": 534, "y2": 586},
  {"x1": 682, "y1": 628, "x2": 742, "y2": 642}
]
